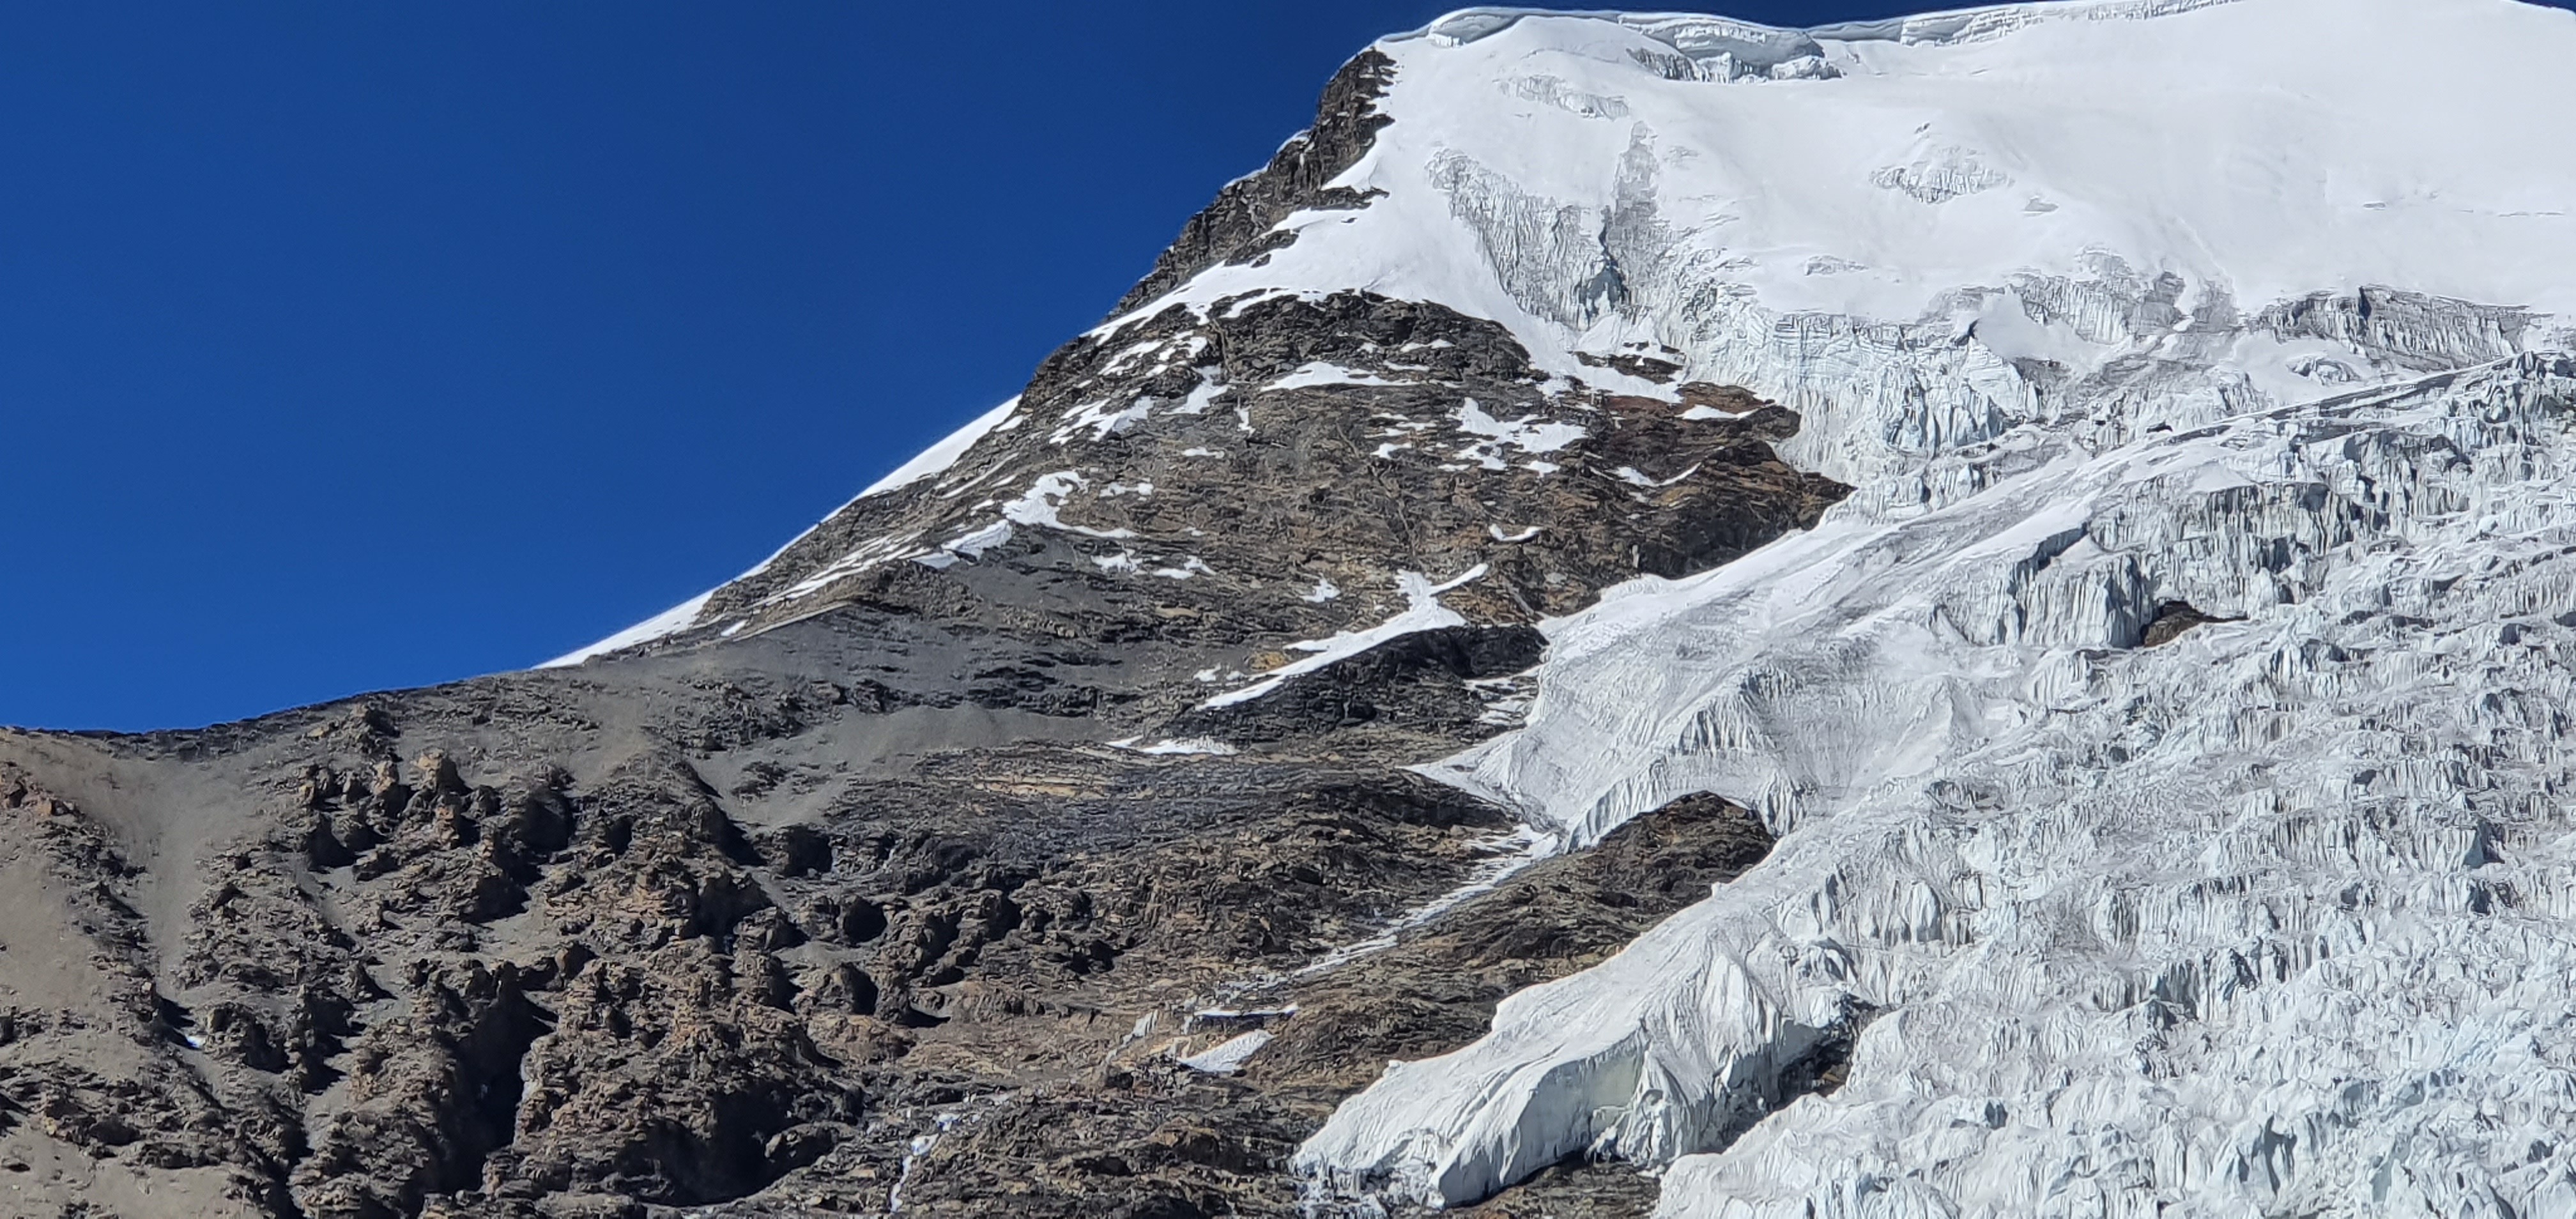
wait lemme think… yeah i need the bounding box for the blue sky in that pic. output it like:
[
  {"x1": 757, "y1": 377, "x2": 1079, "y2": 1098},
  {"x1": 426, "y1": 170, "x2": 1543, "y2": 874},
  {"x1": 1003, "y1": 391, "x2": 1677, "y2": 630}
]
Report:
[{"x1": 1, "y1": 0, "x2": 2544, "y2": 731}]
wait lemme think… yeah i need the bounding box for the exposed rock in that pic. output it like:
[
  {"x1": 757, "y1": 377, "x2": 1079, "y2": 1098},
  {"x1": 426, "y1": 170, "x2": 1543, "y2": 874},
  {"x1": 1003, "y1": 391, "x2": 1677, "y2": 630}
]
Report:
[
  {"x1": 2139, "y1": 598, "x2": 2235, "y2": 647},
  {"x1": 839, "y1": 790, "x2": 1772, "y2": 1218},
  {"x1": 1167, "y1": 624, "x2": 1546, "y2": 746},
  {"x1": 0, "y1": 624, "x2": 1793, "y2": 1218},
  {"x1": 1110, "y1": 49, "x2": 1398, "y2": 318},
  {"x1": 692, "y1": 288, "x2": 1843, "y2": 684}
]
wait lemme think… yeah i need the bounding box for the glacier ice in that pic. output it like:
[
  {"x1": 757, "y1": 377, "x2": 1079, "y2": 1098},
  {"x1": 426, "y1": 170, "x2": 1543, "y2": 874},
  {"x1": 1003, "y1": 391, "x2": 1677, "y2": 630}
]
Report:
[
  {"x1": 1314, "y1": 350, "x2": 2576, "y2": 1214},
  {"x1": 1200, "y1": 0, "x2": 2576, "y2": 1215}
]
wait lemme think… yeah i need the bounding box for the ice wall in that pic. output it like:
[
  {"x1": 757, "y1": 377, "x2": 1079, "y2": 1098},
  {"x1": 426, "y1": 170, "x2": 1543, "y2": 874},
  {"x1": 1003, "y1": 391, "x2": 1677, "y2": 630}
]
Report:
[
  {"x1": 1269, "y1": 1, "x2": 2576, "y2": 1214},
  {"x1": 1308, "y1": 348, "x2": 2576, "y2": 1213}
]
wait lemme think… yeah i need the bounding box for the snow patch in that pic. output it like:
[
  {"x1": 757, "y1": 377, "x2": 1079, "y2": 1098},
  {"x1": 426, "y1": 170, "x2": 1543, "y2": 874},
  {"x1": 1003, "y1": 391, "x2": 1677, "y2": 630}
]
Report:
[
  {"x1": 1453, "y1": 399, "x2": 1588, "y2": 471},
  {"x1": 1202, "y1": 565, "x2": 1491, "y2": 709},
  {"x1": 1053, "y1": 398, "x2": 1153, "y2": 444},
  {"x1": 1176, "y1": 1029, "x2": 1273, "y2": 1075},
  {"x1": 1294, "y1": 824, "x2": 1560, "y2": 978},
  {"x1": 1128, "y1": 737, "x2": 1239, "y2": 757},
  {"x1": 857, "y1": 397, "x2": 1024, "y2": 501},
  {"x1": 1002, "y1": 471, "x2": 1134, "y2": 539},
  {"x1": 1172, "y1": 372, "x2": 1227, "y2": 415},
  {"x1": 1267, "y1": 361, "x2": 1407, "y2": 391}
]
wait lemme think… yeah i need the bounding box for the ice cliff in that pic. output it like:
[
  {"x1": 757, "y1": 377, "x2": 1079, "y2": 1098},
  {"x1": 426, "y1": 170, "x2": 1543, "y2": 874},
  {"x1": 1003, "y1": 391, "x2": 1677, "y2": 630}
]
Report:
[{"x1": 1171, "y1": 0, "x2": 2576, "y2": 1214}]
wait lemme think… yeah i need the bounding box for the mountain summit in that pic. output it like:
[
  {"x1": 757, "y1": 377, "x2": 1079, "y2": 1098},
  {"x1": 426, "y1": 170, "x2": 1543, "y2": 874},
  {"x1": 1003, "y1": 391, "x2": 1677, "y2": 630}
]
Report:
[{"x1": 6, "y1": 1, "x2": 2576, "y2": 1216}]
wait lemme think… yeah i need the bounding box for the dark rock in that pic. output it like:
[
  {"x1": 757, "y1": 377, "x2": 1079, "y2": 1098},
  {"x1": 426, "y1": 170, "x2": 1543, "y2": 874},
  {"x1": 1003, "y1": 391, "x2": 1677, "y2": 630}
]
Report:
[
  {"x1": 2141, "y1": 599, "x2": 2237, "y2": 647},
  {"x1": 1170, "y1": 624, "x2": 1547, "y2": 746}
]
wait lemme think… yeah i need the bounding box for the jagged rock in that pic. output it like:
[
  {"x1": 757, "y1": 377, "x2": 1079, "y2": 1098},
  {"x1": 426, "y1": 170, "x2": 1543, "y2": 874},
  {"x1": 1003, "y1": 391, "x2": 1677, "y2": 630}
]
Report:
[
  {"x1": 682, "y1": 284, "x2": 1842, "y2": 698},
  {"x1": 0, "y1": 25, "x2": 1834, "y2": 1214},
  {"x1": 1112, "y1": 49, "x2": 1397, "y2": 316}
]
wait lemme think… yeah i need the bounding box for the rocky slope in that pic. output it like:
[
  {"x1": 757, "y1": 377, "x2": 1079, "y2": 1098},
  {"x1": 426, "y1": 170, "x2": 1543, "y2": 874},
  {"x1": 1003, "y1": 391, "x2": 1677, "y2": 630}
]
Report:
[
  {"x1": 0, "y1": 380, "x2": 1816, "y2": 1219},
  {"x1": 12, "y1": 1, "x2": 2576, "y2": 1217},
  {"x1": 0, "y1": 493, "x2": 1805, "y2": 1219}
]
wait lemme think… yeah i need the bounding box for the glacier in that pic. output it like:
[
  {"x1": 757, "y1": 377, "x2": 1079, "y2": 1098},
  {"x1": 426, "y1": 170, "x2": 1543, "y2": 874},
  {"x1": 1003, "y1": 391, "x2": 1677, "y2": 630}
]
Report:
[{"x1": 1164, "y1": 0, "x2": 2576, "y2": 1215}]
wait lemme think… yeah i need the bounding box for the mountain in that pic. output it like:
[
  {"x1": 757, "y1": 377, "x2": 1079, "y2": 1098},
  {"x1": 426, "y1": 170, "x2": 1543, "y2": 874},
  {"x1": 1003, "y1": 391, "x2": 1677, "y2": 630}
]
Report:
[{"x1": 6, "y1": 0, "x2": 2576, "y2": 1216}]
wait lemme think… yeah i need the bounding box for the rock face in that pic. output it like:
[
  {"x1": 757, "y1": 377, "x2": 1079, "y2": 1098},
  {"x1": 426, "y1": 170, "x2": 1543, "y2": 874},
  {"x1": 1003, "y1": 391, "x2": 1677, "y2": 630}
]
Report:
[
  {"x1": 1108, "y1": 49, "x2": 1397, "y2": 317},
  {"x1": 15, "y1": 1, "x2": 2576, "y2": 1216},
  {"x1": 683, "y1": 287, "x2": 1838, "y2": 689}
]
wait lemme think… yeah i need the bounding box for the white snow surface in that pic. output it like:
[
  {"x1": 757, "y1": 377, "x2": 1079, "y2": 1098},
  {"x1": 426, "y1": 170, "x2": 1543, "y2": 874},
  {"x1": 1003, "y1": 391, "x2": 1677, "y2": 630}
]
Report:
[
  {"x1": 1226, "y1": 0, "x2": 2576, "y2": 1215},
  {"x1": 1452, "y1": 399, "x2": 1588, "y2": 470},
  {"x1": 1102, "y1": 0, "x2": 2576, "y2": 507},
  {"x1": 1267, "y1": 360, "x2": 1409, "y2": 390},
  {"x1": 539, "y1": 591, "x2": 712, "y2": 668},
  {"x1": 1125, "y1": 737, "x2": 1239, "y2": 757}
]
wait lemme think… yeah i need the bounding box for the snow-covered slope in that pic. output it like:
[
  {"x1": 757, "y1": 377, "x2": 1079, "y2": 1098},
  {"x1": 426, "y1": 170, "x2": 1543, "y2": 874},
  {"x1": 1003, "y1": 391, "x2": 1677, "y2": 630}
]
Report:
[
  {"x1": 1174, "y1": 0, "x2": 2576, "y2": 1215},
  {"x1": 565, "y1": 0, "x2": 2576, "y2": 657},
  {"x1": 538, "y1": 397, "x2": 1026, "y2": 668}
]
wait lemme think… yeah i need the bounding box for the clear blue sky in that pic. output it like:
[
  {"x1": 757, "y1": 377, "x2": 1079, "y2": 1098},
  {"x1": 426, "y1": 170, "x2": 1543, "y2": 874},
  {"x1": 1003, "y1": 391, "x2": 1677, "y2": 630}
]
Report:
[{"x1": 1, "y1": 0, "x2": 2533, "y2": 732}]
